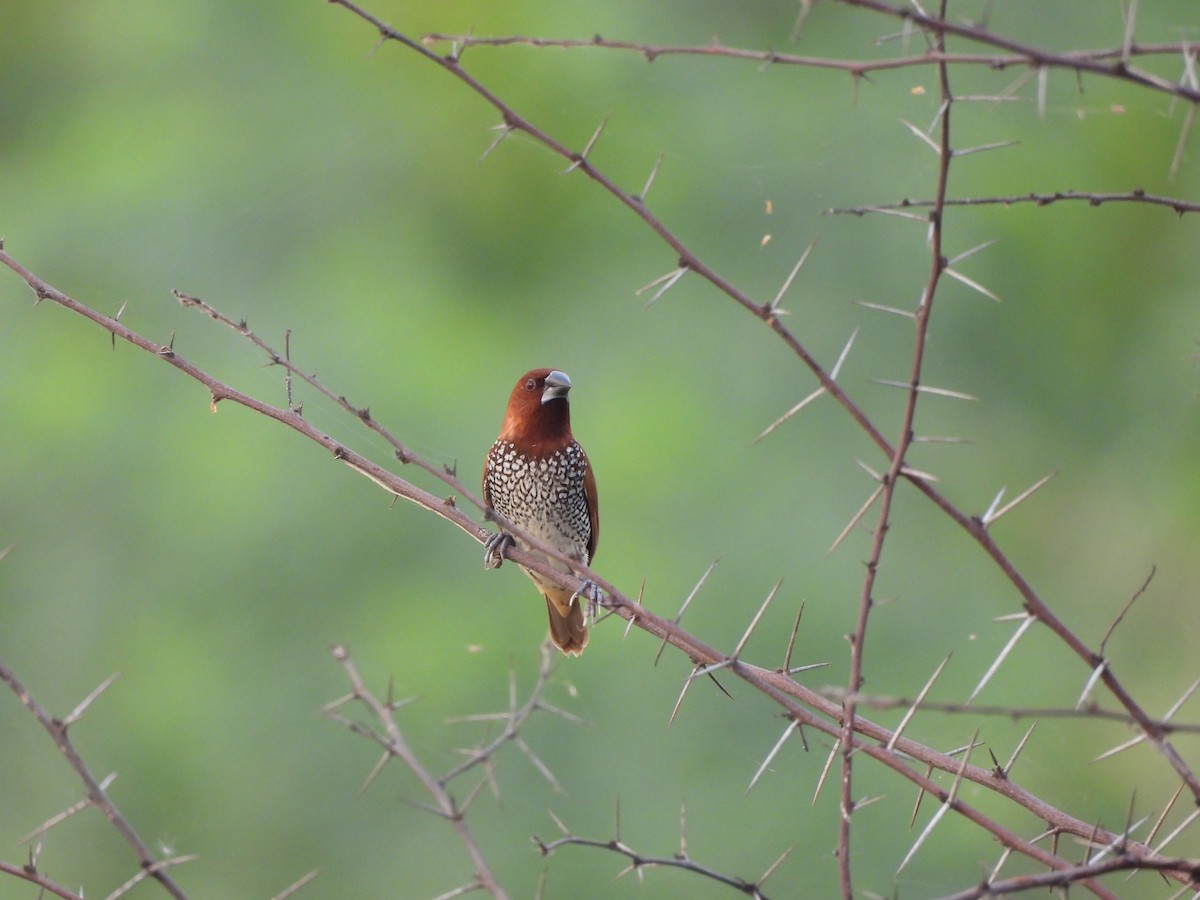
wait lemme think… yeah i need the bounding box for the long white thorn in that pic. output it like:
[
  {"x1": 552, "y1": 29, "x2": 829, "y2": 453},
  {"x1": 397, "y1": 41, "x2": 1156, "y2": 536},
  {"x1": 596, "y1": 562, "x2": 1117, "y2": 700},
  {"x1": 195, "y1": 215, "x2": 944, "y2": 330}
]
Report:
[
  {"x1": 748, "y1": 720, "x2": 799, "y2": 792},
  {"x1": 969, "y1": 614, "x2": 1036, "y2": 703}
]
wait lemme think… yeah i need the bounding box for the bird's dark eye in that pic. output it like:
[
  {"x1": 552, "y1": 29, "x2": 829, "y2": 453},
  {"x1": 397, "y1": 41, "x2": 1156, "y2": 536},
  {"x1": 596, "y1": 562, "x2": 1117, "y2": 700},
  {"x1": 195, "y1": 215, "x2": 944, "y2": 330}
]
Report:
[{"x1": 524, "y1": 378, "x2": 537, "y2": 392}]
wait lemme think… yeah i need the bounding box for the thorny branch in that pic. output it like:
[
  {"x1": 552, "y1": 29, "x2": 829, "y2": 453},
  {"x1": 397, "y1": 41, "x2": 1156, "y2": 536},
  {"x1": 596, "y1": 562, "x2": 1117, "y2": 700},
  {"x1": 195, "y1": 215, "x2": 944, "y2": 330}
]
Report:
[
  {"x1": 2, "y1": 248, "x2": 1196, "y2": 894},
  {"x1": 325, "y1": 0, "x2": 1200, "y2": 821},
  {"x1": 534, "y1": 804, "x2": 788, "y2": 899},
  {"x1": 829, "y1": 189, "x2": 1200, "y2": 217},
  {"x1": 0, "y1": 858, "x2": 83, "y2": 900},
  {"x1": 0, "y1": 656, "x2": 192, "y2": 900},
  {"x1": 1, "y1": 0, "x2": 1198, "y2": 895},
  {"x1": 836, "y1": 6, "x2": 955, "y2": 894},
  {"x1": 420, "y1": 27, "x2": 1200, "y2": 103},
  {"x1": 322, "y1": 642, "x2": 575, "y2": 898}
]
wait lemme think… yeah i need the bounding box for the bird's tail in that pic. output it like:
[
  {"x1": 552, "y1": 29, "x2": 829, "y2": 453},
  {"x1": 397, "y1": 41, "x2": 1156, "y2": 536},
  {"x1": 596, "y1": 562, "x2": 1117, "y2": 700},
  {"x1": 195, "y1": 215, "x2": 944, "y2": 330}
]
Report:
[{"x1": 543, "y1": 587, "x2": 588, "y2": 656}]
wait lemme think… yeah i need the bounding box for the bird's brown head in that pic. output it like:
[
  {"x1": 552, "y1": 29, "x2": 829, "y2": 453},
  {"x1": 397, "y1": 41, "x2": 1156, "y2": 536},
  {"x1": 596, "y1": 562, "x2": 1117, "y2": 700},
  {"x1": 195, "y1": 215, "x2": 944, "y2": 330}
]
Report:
[{"x1": 497, "y1": 368, "x2": 574, "y2": 451}]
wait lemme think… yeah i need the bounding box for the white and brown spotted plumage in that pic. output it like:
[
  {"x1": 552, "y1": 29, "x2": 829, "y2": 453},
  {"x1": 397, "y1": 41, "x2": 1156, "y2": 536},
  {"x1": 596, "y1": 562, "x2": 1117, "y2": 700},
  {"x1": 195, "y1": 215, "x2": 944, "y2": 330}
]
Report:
[{"x1": 483, "y1": 368, "x2": 598, "y2": 655}]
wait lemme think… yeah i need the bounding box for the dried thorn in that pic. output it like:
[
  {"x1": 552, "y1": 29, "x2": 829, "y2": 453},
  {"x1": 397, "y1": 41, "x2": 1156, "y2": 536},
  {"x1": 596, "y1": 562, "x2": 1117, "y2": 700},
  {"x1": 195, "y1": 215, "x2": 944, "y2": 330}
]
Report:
[
  {"x1": 1089, "y1": 815, "x2": 1149, "y2": 865},
  {"x1": 1151, "y1": 807, "x2": 1200, "y2": 855},
  {"x1": 853, "y1": 794, "x2": 886, "y2": 812},
  {"x1": 969, "y1": 614, "x2": 1036, "y2": 703},
  {"x1": 271, "y1": 868, "x2": 321, "y2": 900},
  {"x1": 733, "y1": 579, "x2": 784, "y2": 657},
  {"x1": 515, "y1": 735, "x2": 564, "y2": 792},
  {"x1": 947, "y1": 238, "x2": 998, "y2": 266},
  {"x1": 546, "y1": 809, "x2": 571, "y2": 837},
  {"x1": 623, "y1": 578, "x2": 646, "y2": 641},
  {"x1": 854, "y1": 299, "x2": 917, "y2": 319},
  {"x1": 678, "y1": 800, "x2": 688, "y2": 857},
  {"x1": 1124, "y1": 788, "x2": 1139, "y2": 849},
  {"x1": 638, "y1": 152, "x2": 666, "y2": 204},
  {"x1": 901, "y1": 118, "x2": 941, "y2": 153},
  {"x1": 944, "y1": 266, "x2": 1002, "y2": 302},
  {"x1": 535, "y1": 701, "x2": 586, "y2": 726},
  {"x1": 358, "y1": 751, "x2": 392, "y2": 795},
  {"x1": 638, "y1": 265, "x2": 688, "y2": 307},
  {"x1": 791, "y1": 0, "x2": 814, "y2": 37},
  {"x1": 654, "y1": 559, "x2": 718, "y2": 666},
  {"x1": 782, "y1": 601, "x2": 805, "y2": 673},
  {"x1": 827, "y1": 484, "x2": 885, "y2": 556},
  {"x1": 899, "y1": 464, "x2": 939, "y2": 482},
  {"x1": 829, "y1": 328, "x2": 858, "y2": 381},
  {"x1": 430, "y1": 882, "x2": 483, "y2": 900},
  {"x1": 897, "y1": 800, "x2": 951, "y2": 874},
  {"x1": 952, "y1": 139, "x2": 1021, "y2": 158},
  {"x1": 983, "y1": 471, "x2": 1057, "y2": 525},
  {"x1": 988, "y1": 847, "x2": 1014, "y2": 883},
  {"x1": 63, "y1": 672, "x2": 121, "y2": 726},
  {"x1": 872, "y1": 379, "x2": 979, "y2": 401},
  {"x1": 752, "y1": 386, "x2": 826, "y2": 444},
  {"x1": 1163, "y1": 677, "x2": 1200, "y2": 721},
  {"x1": 110, "y1": 299, "x2": 129, "y2": 350},
  {"x1": 767, "y1": 239, "x2": 817, "y2": 313},
  {"x1": 812, "y1": 738, "x2": 840, "y2": 806},
  {"x1": 106, "y1": 854, "x2": 200, "y2": 898},
  {"x1": 748, "y1": 720, "x2": 799, "y2": 792},
  {"x1": 672, "y1": 676, "x2": 700, "y2": 734},
  {"x1": 581, "y1": 115, "x2": 609, "y2": 159},
  {"x1": 1142, "y1": 781, "x2": 1185, "y2": 853},
  {"x1": 1092, "y1": 732, "x2": 1146, "y2": 763},
  {"x1": 457, "y1": 775, "x2": 489, "y2": 814},
  {"x1": 912, "y1": 434, "x2": 969, "y2": 444},
  {"x1": 759, "y1": 843, "x2": 794, "y2": 885},
  {"x1": 957, "y1": 94, "x2": 1023, "y2": 104},
  {"x1": 316, "y1": 691, "x2": 352, "y2": 720},
  {"x1": 20, "y1": 773, "x2": 116, "y2": 844},
  {"x1": 887, "y1": 654, "x2": 951, "y2": 751},
  {"x1": 1170, "y1": 86, "x2": 1198, "y2": 182},
  {"x1": 1076, "y1": 660, "x2": 1108, "y2": 710},
  {"x1": 1121, "y1": 0, "x2": 1138, "y2": 65},
  {"x1": 563, "y1": 115, "x2": 609, "y2": 173},
  {"x1": 788, "y1": 661, "x2": 829, "y2": 676},
  {"x1": 994, "y1": 611, "x2": 1030, "y2": 622},
  {"x1": 897, "y1": 729, "x2": 978, "y2": 876},
  {"x1": 480, "y1": 124, "x2": 514, "y2": 161},
  {"x1": 981, "y1": 486, "x2": 1006, "y2": 524},
  {"x1": 910, "y1": 765, "x2": 934, "y2": 829},
  {"x1": 1002, "y1": 721, "x2": 1038, "y2": 777}
]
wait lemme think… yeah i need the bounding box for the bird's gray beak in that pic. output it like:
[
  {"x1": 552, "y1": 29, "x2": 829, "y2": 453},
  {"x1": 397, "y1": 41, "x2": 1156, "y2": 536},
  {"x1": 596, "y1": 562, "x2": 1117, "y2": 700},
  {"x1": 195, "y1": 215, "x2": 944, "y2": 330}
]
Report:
[{"x1": 542, "y1": 370, "x2": 572, "y2": 403}]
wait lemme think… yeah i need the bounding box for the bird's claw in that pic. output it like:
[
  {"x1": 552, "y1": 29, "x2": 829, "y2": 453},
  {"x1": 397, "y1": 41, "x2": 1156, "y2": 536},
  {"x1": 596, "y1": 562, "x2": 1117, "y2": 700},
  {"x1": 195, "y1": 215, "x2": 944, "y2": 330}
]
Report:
[
  {"x1": 483, "y1": 532, "x2": 513, "y2": 570},
  {"x1": 570, "y1": 579, "x2": 603, "y2": 624}
]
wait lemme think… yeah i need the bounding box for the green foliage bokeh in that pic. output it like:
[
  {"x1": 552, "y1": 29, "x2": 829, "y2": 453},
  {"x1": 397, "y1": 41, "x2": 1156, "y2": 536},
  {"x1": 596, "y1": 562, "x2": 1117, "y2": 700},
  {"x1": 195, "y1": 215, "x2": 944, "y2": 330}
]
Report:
[{"x1": 2, "y1": 1, "x2": 1200, "y2": 897}]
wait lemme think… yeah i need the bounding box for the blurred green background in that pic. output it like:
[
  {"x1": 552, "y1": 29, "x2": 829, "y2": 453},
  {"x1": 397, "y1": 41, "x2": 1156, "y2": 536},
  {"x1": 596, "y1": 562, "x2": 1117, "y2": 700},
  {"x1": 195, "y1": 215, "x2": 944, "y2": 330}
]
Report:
[{"x1": 2, "y1": 1, "x2": 1200, "y2": 897}]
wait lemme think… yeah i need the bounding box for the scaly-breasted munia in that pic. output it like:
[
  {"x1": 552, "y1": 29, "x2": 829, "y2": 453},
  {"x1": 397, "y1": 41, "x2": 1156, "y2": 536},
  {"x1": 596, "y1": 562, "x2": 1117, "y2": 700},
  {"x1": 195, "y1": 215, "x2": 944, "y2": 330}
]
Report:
[{"x1": 483, "y1": 368, "x2": 599, "y2": 655}]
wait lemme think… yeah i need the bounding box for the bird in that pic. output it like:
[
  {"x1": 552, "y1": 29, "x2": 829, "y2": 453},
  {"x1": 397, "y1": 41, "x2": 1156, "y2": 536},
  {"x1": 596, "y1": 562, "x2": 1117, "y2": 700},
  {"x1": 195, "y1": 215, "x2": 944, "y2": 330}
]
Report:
[{"x1": 482, "y1": 368, "x2": 599, "y2": 655}]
